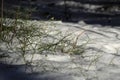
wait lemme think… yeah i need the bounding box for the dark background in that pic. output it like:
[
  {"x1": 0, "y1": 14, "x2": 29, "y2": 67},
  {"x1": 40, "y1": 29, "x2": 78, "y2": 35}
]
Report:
[{"x1": 1, "y1": 0, "x2": 120, "y2": 25}]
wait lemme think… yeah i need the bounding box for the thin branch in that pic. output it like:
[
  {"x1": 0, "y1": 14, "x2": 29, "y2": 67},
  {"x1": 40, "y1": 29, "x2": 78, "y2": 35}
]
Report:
[{"x1": 0, "y1": 0, "x2": 3, "y2": 32}]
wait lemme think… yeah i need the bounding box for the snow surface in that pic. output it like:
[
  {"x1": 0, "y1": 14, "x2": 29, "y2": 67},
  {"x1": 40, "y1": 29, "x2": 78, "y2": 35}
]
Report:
[{"x1": 1, "y1": 20, "x2": 120, "y2": 80}]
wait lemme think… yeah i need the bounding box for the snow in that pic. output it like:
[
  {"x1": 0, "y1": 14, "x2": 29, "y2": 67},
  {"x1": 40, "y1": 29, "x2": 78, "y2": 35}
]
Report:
[{"x1": 1, "y1": 20, "x2": 120, "y2": 80}]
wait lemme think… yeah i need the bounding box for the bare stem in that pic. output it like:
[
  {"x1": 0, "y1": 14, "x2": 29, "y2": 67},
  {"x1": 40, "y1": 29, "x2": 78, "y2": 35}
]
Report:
[{"x1": 0, "y1": 0, "x2": 3, "y2": 32}]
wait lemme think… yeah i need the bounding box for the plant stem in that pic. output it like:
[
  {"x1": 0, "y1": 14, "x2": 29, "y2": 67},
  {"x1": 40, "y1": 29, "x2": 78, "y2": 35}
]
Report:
[{"x1": 0, "y1": 0, "x2": 3, "y2": 32}]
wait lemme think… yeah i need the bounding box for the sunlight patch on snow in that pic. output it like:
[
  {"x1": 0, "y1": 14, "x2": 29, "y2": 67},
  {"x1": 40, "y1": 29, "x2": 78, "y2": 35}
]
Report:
[
  {"x1": 103, "y1": 43, "x2": 120, "y2": 53},
  {"x1": 46, "y1": 55, "x2": 71, "y2": 62},
  {"x1": 25, "y1": 54, "x2": 71, "y2": 62}
]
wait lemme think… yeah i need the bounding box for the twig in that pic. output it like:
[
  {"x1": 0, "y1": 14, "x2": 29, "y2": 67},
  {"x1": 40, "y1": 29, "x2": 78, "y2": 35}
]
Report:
[{"x1": 0, "y1": 0, "x2": 3, "y2": 32}]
